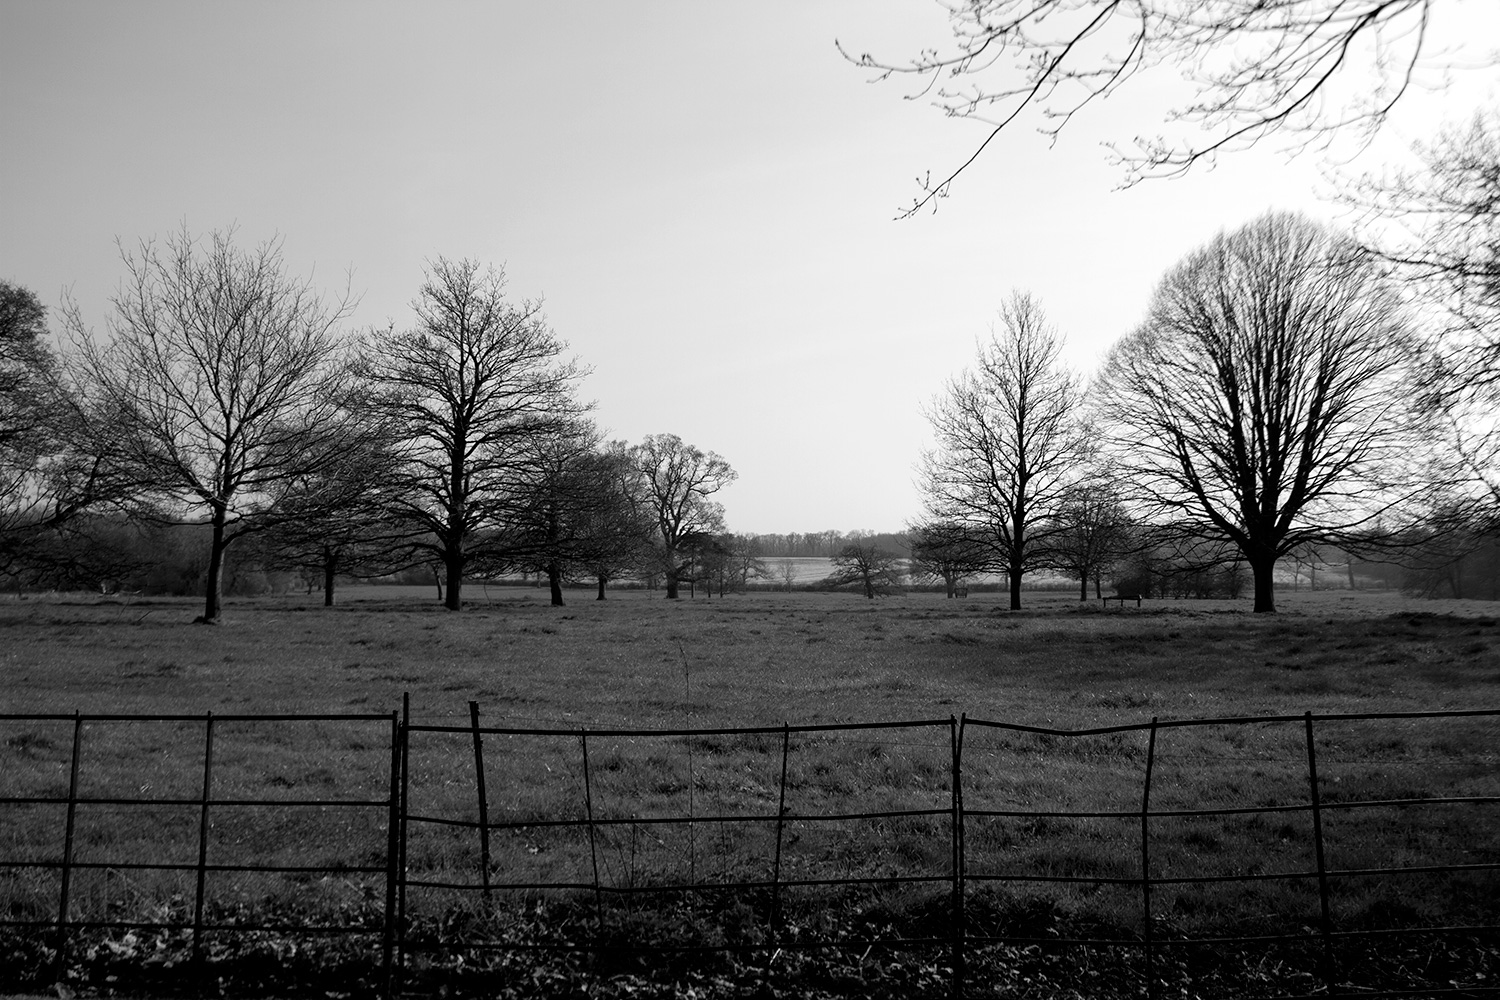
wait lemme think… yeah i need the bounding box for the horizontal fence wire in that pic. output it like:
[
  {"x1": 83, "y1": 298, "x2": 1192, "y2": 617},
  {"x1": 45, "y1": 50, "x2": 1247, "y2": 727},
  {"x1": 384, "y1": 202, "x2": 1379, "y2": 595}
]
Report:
[{"x1": 1, "y1": 705, "x2": 1496, "y2": 999}]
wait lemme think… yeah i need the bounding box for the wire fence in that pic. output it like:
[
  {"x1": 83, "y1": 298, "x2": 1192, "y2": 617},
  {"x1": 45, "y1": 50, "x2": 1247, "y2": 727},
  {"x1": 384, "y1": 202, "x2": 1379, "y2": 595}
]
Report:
[{"x1": 2, "y1": 701, "x2": 1496, "y2": 999}]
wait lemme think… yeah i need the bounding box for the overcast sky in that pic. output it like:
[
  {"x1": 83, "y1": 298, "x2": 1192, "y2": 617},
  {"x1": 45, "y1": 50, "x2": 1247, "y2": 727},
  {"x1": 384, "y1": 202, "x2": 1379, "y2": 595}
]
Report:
[{"x1": 3, "y1": 1, "x2": 1496, "y2": 534}]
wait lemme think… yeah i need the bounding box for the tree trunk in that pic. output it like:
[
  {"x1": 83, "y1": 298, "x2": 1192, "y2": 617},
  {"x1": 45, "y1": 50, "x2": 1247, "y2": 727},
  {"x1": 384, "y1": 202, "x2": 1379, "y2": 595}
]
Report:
[
  {"x1": 666, "y1": 569, "x2": 680, "y2": 599},
  {"x1": 1008, "y1": 562, "x2": 1023, "y2": 611},
  {"x1": 444, "y1": 554, "x2": 463, "y2": 611},
  {"x1": 1250, "y1": 553, "x2": 1277, "y2": 612},
  {"x1": 1079, "y1": 572, "x2": 1088, "y2": 601},
  {"x1": 596, "y1": 575, "x2": 607, "y2": 600},
  {"x1": 547, "y1": 561, "x2": 564, "y2": 607},
  {"x1": 202, "y1": 511, "x2": 227, "y2": 623},
  {"x1": 322, "y1": 547, "x2": 336, "y2": 607}
]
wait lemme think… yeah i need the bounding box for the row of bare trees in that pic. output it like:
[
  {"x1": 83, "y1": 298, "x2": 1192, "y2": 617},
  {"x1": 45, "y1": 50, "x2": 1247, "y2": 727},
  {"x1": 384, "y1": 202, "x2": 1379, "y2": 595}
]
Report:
[
  {"x1": 2, "y1": 232, "x2": 737, "y2": 620},
  {"x1": 918, "y1": 207, "x2": 1496, "y2": 613}
]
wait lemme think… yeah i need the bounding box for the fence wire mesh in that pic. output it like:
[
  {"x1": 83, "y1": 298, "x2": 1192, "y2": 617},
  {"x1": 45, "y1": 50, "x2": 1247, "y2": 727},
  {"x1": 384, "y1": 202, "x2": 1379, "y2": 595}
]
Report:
[{"x1": 1, "y1": 703, "x2": 1495, "y2": 998}]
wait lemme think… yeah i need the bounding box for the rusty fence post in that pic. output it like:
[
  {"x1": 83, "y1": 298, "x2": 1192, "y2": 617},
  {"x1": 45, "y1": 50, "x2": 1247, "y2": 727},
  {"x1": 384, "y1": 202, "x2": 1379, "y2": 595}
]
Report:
[
  {"x1": 951, "y1": 715, "x2": 966, "y2": 1000},
  {"x1": 53, "y1": 712, "x2": 84, "y2": 985},
  {"x1": 1304, "y1": 712, "x2": 1337, "y2": 991},
  {"x1": 1141, "y1": 718, "x2": 1159, "y2": 1000},
  {"x1": 468, "y1": 701, "x2": 492, "y2": 903},
  {"x1": 191, "y1": 713, "x2": 216, "y2": 971},
  {"x1": 382, "y1": 711, "x2": 400, "y2": 997},
  {"x1": 770, "y1": 724, "x2": 791, "y2": 938},
  {"x1": 580, "y1": 730, "x2": 603, "y2": 925},
  {"x1": 396, "y1": 693, "x2": 411, "y2": 978}
]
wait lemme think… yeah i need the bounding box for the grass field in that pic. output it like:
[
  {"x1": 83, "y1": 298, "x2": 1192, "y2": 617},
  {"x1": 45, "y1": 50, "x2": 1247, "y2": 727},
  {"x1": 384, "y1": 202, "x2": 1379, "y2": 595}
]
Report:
[{"x1": 2, "y1": 586, "x2": 1498, "y2": 997}]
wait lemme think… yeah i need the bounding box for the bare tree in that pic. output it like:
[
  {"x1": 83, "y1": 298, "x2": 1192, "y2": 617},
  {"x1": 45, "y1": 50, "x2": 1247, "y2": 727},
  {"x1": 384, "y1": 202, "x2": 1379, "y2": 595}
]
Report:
[
  {"x1": 261, "y1": 432, "x2": 410, "y2": 607},
  {"x1": 841, "y1": 0, "x2": 1489, "y2": 215},
  {"x1": 1095, "y1": 212, "x2": 1418, "y2": 612},
  {"x1": 632, "y1": 433, "x2": 736, "y2": 599},
  {"x1": 1, "y1": 282, "x2": 129, "y2": 582},
  {"x1": 921, "y1": 291, "x2": 1085, "y2": 610},
  {"x1": 504, "y1": 423, "x2": 664, "y2": 606},
  {"x1": 0, "y1": 282, "x2": 53, "y2": 452},
  {"x1": 358, "y1": 257, "x2": 588, "y2": 611},
  {"x1": 2, "y1": 282, "x2": 70, "y2": 571},
  {"x1": 64, "y1": 227, "x2": 361, "y2": 623},
  {"x1": 1050, "y1": 473, "x2": 1135, "y2": 600},
  {"x1": 907, "y1": 518, "x2": 987, "y2": 597},
  {"x1": 571, "y1": 440, "x2": 657, "y2": 601},
  {"x1": 1350, "y1": 111, "x2": 1500, "y2": 527},
  {"x1": 777, "y1": 557, "x2": 798, "y2": 592},
  {"x1": 721, "y1": 534, "x2": 774, "y2": 593},
  {"x1": 830, "y1": 536, "x2": 906, "y2": 598}
]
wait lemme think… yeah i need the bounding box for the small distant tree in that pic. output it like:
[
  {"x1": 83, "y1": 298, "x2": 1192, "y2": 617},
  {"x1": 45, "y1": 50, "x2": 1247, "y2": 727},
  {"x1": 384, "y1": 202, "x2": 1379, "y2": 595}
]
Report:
[
  {"x1": 64, "y1": 227, "x2": 363, "y2": 623},
  {"x1": 1401, "y1": 520, "x2": 1500, "y2": 600},
  {"x1": 777, "y1": 558, "x2": 798, "y2": 592},
  {"x1": 261, "y1": 432, "x2": 409, "y2": 606},
  {"x1": 830, "y1": 537, "x2": 905, "y2": 598},
  {"x1": 1050, "y1": 474, "x2": 1134, "y2": 600},
  {"x1": 907, "y1": 519, "x2": 987, "y2": 597},
  {"x1": 504, "y1": 424, "x2": 665, "y2": 606},
  {"x1": 574, "y1": 440, "x2": 656, "y2": 600},
  {"x1": 722, "y1": 534, "x2": 773, "y2": 593},
  {"x1": 632, "y1": 433, "x2": 736, "y2": 599}
]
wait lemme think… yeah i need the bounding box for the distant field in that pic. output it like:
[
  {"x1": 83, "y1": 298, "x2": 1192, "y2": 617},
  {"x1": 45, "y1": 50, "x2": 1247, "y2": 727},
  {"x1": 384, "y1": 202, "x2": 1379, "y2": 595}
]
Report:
[
  {"x1": 5, "y1": 585, "x2": 1495, "y2": 724},
  {"x1": 2, "y1": 588, "x2": 1497, "y2": 996}
]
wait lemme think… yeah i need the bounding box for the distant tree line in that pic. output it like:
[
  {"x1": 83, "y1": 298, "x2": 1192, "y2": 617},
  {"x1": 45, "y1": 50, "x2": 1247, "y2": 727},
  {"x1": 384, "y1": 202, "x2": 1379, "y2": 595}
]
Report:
[
  {"x1": 1, "y1": 233, "x2": 740, "y2": 619},
  {"x1": 5, "y1": 101, "x2": 1495, "y2": 615},
  {"x1": 915, "y1": 124, "x2": 1500, "y2": 612}
]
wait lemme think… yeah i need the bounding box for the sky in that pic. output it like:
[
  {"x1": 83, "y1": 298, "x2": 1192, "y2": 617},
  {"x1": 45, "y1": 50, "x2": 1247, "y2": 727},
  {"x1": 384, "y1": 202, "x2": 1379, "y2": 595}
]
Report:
[{"x1": 2, "y1": 1, "x2": 1496, "y2": 535}]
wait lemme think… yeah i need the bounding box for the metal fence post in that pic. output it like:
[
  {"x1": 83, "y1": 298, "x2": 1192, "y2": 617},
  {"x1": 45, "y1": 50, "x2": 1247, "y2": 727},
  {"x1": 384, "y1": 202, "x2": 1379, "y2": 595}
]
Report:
[
  {"x1": 396, "y1": 693, "x2": 411, "y2": 976},
  {"x1": 951, "y1": 715, "x2": 966, "y2": 1000},
  {"x1": 580, "y1": 730, "x2": 603, "y2": 925},
  {"x1": 191, "y1": 713, "x2": 216, "y2": 970},
  {"x1": 769, "y1": 724, "x2": 791, "y2": 938},
  {"x1": 53, "y1": 712, "x2": 83, "y2": 985},
  {"x1": 382, "y1": 710, "x2": 400, "y2": 998},
  {"x1": 1141, "y1": 717, "x2": 1159, "y2": 1000},
  {"x1": 1304, "y1": 712, "x2": 1337, "y2": 991},
  {"x1": 468, "y1": 701, "x2": 492, "y2": 903}
]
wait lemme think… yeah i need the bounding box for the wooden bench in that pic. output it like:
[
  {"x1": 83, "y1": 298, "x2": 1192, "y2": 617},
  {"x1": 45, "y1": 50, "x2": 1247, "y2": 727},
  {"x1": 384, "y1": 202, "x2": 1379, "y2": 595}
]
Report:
[{"x1": 1102, "y1": 593, "x2": 1142, "y2": 608}]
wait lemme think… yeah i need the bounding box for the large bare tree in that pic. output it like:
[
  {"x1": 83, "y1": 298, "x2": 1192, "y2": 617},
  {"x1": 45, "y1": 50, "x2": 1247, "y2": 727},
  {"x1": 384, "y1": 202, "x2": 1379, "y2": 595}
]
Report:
[
  {"x1": 842, "y1": 0, "x2": 1489, "y2": 215},
  {"x1": 64, "y1": 227, "x2": 361, "y2": 622},
  {"x1": 359, "y1": 257, "x2": 587, "y2": 611},
  {"x1": 632, "y1": 433, "x2": 736, "y2": 599},
  {"x1": 1, "y1": 281, "x2": 96, "y2": 577},
  {"x1": 1095, "y1": 212, "x2": 1418, "y2": 612},
  {"x1": 920, "y1": 291, "x2": 1085, "y2": 610},
  {"x1": 1350, "y1": 111, "x2": 1500, "y2": 527}
]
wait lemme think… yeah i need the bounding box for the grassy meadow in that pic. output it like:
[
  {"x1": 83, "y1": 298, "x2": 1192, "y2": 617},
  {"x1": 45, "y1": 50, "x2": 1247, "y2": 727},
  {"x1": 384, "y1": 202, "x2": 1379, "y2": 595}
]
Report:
[{"x1": 2, "y1": 585, "x2": 1498, "y2": 996}]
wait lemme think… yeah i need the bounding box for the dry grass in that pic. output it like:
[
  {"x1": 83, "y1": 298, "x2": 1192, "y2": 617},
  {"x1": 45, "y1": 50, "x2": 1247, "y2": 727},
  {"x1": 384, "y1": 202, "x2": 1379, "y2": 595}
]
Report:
[
  {"x1": 5, "y1": 585, "x2": 1495, "y2": 725},
  {"x1": 1, "y1": 585, "x2": 1497, "y2": 991}
]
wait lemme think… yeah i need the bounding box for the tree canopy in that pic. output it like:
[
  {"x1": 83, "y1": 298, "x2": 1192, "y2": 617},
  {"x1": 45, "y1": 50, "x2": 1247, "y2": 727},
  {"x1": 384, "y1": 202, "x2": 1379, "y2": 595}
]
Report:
[{"x1": 1095, "y1": 212, "x2": 1418, "y2": 611}]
